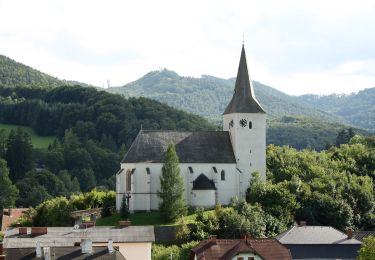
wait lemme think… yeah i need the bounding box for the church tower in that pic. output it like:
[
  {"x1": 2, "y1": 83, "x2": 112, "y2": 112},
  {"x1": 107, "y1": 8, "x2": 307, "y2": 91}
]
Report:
[{"x1": 223, "y1": 45, "x2": 266, "y2": 197}]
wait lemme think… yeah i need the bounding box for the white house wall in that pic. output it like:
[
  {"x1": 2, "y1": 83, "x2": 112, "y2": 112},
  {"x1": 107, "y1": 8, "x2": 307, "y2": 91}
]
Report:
[
  {"x1": 192, "y1": 190, "x2": 216, "y2": 208},
  {"x1": 116, "y1": 163, "x2": 238, "y2": 212}
]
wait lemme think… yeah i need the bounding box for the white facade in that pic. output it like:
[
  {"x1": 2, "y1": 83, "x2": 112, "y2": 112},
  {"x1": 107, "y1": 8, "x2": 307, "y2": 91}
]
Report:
[{"x1": 116, "y1": 163, "x2": 238, "y2": 212}]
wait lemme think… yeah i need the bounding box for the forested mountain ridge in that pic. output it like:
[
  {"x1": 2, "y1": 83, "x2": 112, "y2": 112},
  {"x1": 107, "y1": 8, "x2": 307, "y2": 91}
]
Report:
[
  {"x1": 0, "y1": 54, "x2": 93, "y2": 88},
  {"x1": 107, "y1": 69, "x2": 345, "y2": 125},
  {"x1": 298, "y1": 87, "x2": 375, "y2": 130}
]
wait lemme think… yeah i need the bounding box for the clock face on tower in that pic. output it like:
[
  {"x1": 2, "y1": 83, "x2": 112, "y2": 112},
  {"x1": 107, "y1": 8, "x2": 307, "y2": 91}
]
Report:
[{"x1": 239, "y1": 119, "x2": 247, "y2": 127}]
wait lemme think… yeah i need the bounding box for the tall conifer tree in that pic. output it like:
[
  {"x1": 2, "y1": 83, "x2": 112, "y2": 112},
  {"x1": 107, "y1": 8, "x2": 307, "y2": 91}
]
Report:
[{"x1": 158, "y1": 143, "x2": 187, "y2": 222}]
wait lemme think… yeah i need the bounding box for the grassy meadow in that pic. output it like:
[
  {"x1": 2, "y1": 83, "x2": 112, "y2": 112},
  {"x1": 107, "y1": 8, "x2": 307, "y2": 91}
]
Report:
[{"x1": 0, "y1": 123, "x2": 55, "y2": 149}]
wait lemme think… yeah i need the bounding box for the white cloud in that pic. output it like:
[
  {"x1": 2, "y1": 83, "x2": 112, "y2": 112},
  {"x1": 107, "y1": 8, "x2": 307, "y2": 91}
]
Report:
[{"x1": 0, "y1": 0, "x2": 374, "y2": 94}]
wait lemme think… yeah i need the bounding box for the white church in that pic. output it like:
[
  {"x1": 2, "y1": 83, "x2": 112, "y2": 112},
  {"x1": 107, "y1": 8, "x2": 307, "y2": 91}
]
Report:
[{"x1": 116, "y1": 45, "x2": 266, "y2": 212}]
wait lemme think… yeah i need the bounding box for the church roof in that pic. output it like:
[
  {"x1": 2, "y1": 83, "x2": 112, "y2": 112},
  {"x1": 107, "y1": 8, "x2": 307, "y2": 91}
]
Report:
[
  {"x1": 223, "y1": 45, "x2": 266, "y2": 114},
  {"x1": 192, "y1": 174, "x2": 216, "y2": 190},
  {"x1": 122, "y1": 130, "x2": 236, "y2": 163}
]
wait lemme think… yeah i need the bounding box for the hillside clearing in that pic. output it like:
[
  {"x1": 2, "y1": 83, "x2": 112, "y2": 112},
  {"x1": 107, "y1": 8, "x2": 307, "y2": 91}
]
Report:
[{"x1": 0, "y1": 123, "x2": 55, "y2": 149}]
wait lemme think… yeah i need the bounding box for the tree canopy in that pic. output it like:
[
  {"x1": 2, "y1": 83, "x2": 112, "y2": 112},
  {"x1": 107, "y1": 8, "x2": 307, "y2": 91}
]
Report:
[{"x1": 159, "y1": 143, "x2": 187, "y2": 222}]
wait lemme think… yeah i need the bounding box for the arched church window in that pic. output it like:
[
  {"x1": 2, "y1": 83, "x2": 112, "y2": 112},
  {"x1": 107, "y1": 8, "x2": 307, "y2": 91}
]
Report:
[
  {"x1": 229, "y1": 120, "x2": 234, "y2": 128},
  {"x1": 249, "y1": 121, "x2": 252, "y2": 129},
  {"x1": 126, "y1": 170, "x2": 131, "y2": 192},
  {"x1": 221, "y1": 170, "x2": 225, "y2": 181}
]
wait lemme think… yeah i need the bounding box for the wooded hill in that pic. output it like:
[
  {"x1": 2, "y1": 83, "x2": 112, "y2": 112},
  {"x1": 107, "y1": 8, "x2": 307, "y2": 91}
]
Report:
[
  {"x1": 0, "y1": 54, "x2": 92, "y2": 88},
  {"x1": 107, "y1": 69, "x2": 345, "y2": 124},
  {"x1": 298, "y1": 88, "x2": 375, "y2": 130},
  {"x1": 0, "y1": 54, "x2": 372, "y2": 150}
]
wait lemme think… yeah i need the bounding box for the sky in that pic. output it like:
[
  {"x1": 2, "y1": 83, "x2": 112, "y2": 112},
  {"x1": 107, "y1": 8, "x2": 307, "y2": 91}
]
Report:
[{"x1": 1, "y1": 0, "x2": 375, "y2": 95}]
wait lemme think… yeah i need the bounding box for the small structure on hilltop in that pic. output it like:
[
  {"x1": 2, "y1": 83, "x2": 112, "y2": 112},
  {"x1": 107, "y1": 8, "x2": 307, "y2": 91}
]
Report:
[{"x1": 116, "y1": 45, "x2": 267, "y2": 212}]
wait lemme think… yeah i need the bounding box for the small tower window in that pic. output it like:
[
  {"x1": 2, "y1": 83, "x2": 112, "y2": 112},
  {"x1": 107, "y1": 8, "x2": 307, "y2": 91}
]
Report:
[
  {"x1": 249, "y1": 121, "x2": 252, "y2": 129},
  {"x1": 221, "y1": 170, "x2": 225, "y2": 181},
  {"x1": 229, "y1": 120, "x2": 234, "y2": 128}
]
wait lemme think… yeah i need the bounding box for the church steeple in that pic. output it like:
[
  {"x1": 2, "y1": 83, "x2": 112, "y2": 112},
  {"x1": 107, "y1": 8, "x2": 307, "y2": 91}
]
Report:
[{"x1": 223, "y1": 45, "x2": 265, "y2": 114}]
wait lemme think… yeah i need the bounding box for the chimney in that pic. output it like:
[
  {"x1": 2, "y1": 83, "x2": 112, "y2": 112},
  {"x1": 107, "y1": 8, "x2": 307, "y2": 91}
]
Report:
[
  {"x1": 31, "y1": 227, "x2": 47, "y2": 235},
  {"x1": 43, "y1": 247, "x2": 51, "y2": 260},
  {"x1": 36, "y1": 241, "x2": 42, "y2": 258},
  {"x1": 81, "y1": 239, "x2": 93, "y2": 254},
  {"x1": 19, "y1": 227, "x2": 28, "y2": 235},
  {"x1": 347, "y1": 228, "x2": 353, "y2": 239},
  {"x1": 108, "y1": 239, "x2": 114, "y2": 254},
  {"x1": 299, "y1": 221, "x2": 307, "y2": 226}
]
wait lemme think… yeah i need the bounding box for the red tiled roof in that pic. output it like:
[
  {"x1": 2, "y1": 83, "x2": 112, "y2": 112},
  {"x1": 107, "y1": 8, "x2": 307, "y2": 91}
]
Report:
[
  {"x1": 191, "y1": 237, "x2": 292, "y2": 260},
  {"x1": 1, "y1": 208, "x2": 28, "y2": 232}
]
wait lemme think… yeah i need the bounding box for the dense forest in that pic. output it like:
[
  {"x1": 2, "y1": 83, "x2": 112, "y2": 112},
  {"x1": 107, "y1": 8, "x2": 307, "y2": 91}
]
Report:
[
  {"x1": 0, "y1": 85, "x2": 214, "y2": 208},
  {"x1": 299, "y1": 88, "x2": 375, "y2": 130}
]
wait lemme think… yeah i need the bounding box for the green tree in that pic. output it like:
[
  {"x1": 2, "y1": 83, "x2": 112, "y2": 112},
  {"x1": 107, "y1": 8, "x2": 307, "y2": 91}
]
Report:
[
  {"x1": 6, "y1": 129, "x2": 34, "y2": 181},
  {"x1": 358, "y1": 236, "x2": 375, "y2": 260},
  {"x1": 158, "y1": 143, "x2": 187, "y2": 222},
  {"x1": 0, "y1": 159, "x2": 19, "y2": 210}
]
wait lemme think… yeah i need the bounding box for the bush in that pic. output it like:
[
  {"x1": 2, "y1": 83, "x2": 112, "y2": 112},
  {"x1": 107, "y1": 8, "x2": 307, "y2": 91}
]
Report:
[
  {"x1": 152, "y1": 241, "x2": 198, "y2": 260},
  {"x1": 101, "y1": 192, "x2": 116, "y2": 217}
]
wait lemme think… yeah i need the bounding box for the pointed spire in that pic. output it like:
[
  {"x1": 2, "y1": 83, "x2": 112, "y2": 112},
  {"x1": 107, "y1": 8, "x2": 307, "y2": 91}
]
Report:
[{"x1": 223, "y1": 45, "x2": 265, "y2": 114}]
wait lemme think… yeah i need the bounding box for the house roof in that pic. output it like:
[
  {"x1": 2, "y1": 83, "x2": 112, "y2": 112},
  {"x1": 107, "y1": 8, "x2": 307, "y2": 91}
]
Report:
[
  {"x1": 284, "y1": 244, "x2": 361, "y2": 259},
  {"x1": 275, "y1": 225, "x2": 361, "y2": 245},
  {"x1": 122, "y1": 130, "x2": 236, "y2": 164},
  {"x1": 3, "y1": 226, "x2": 155, "y2": 248},
  {"x1": 223, "y1": 45, "x2": 265, "y2": 115},
  {"x1": 4, "y1": 246, "x2": 126, "y2": 260},
  {"x1": 1, "y1": 208, "x2": 28, "y2": 232},
  {"x1": 190, "y1": 237, "x2": 291, "y2": 260},
  {"x1": 353, "y1": 231, "x2": 375, "y2": 241},
  {"x1": 192, "y1": 174, "x2": 216, "y2": 190}
]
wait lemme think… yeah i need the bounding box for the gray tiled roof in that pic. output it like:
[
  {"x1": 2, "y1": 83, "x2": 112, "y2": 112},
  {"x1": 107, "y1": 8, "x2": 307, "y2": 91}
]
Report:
[
  {"x1": 122, "y1": 130, "x2": 236, "y2": 163},
  {"x1": 223, "y1": 45, "x2": 265, "y2": 115},
  {"x1": 276, "y1": 225, "x2": 361, "y2": 245},
  {"x1": 4, "y1": 226, "x2": 155, "y2": 248},
  {"x1": 353, "y1": 231, "x2": 375, "y2": 241}
]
